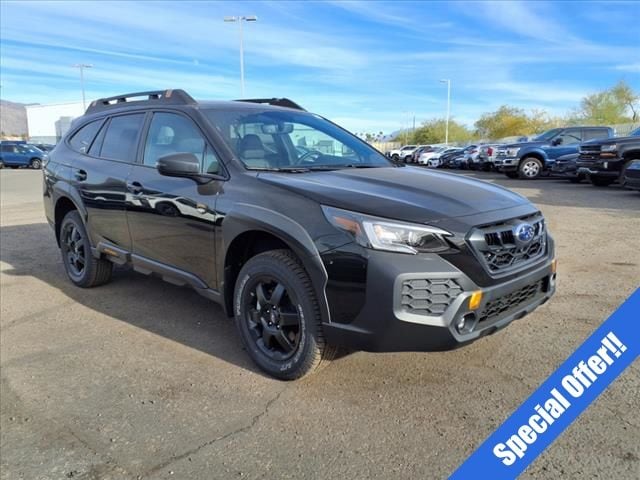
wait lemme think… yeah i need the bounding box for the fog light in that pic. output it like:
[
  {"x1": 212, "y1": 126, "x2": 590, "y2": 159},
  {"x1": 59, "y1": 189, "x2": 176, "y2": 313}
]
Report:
[
  {"x1": 469, "y1": 290, "x2": 483, "y2": 310},
  {"x1": 456, "y1": 312, "x2": 477, "y2": 334},
  {"x1": 456, "y1": 317, "x2": 467, "y2": 331}
]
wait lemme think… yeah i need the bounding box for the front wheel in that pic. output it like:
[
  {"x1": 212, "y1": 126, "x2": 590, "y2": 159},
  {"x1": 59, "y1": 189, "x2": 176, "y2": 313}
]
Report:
[
  {"x1": 30, "y1": 158, "x2": 42, "y2": 169},
  {"x1": 234, "y1": 249, "x2": 337, "y2": 380},
  {"x1": 518, "y1": 157, "x2": 543, "y2": 179}
]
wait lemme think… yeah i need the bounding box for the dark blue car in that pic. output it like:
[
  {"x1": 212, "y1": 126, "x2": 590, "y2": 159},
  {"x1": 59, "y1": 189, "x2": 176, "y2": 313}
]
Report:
[
  {"x1": 494, "y1": 126, "x2": 614, "y2": 179},
  {"x1": 0, "y1": 142, "x2": 47, "y2": 169}
]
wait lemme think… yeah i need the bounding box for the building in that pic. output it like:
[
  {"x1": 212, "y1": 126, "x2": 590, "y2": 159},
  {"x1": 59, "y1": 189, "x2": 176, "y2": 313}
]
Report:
[{"x1": 26, "y1": 102, "x2": 85, "y2": 144}]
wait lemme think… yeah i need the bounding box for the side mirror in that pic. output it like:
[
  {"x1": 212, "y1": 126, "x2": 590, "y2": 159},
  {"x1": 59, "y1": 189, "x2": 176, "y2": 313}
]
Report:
[
  {"x1": 157, "y1": 152, "x2": 201, "y2": 177},
  {"x1": 551, "y1": 138, "x2": 562, "y2": 146}
]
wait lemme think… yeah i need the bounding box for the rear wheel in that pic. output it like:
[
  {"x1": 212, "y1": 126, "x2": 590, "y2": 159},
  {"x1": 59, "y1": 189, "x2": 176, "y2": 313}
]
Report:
[
  {"x1": 59, "y1": 211, "x2": 113, "y2": 287},
  {"x1": 391, "y1": 154, "x2": 399, "y2": 162},
  {"x1": 590, "y1": 176, "x2": 615, "y2": 187},
  {"x1": 234, "y1": 249, "x2": 337, "y2": 380},
  {"x1": 518, "y1": 157, "x2": 543, "y2": 179}
]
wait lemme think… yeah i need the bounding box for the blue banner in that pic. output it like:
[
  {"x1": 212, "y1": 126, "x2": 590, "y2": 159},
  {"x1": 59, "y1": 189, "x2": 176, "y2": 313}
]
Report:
[{"x1": 450, "y1": 288, "x2": 639, "y2": 480}]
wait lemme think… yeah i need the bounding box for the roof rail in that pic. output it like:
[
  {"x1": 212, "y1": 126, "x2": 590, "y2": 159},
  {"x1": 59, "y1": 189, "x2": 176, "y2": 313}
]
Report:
[
  {"x1": 234, "y1": 98, "x2": 306, "y2": 111},
  {"x1": 85, "y1": 89, "x2": 196, "y2": 114}
]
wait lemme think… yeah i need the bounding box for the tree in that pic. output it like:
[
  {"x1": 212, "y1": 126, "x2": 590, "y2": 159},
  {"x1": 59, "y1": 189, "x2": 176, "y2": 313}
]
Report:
[
  {"x1": 576, "y1": 80, "x2": 638, "y2": 124},
  {"x1": 474, "y1": 106, "x2": 530, "y2": 139},
  {"x1": 395, "y1": 118, "x2": 474, "y2": 144}
]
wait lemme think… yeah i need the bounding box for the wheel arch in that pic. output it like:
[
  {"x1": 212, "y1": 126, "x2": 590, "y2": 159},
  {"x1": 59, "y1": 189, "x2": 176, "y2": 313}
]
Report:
[
  {"x1": 221, "y1": 205, "x2": 330, "y2": 323},
  {"x1": 53, "y1": 195, "x2": 85, "y2": 246}
]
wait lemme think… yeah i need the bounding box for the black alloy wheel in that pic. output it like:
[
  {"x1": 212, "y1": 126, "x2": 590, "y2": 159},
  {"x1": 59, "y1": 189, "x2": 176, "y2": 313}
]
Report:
[{"x1": 245, "y1": 276, "x2": 302, "y2": 361}]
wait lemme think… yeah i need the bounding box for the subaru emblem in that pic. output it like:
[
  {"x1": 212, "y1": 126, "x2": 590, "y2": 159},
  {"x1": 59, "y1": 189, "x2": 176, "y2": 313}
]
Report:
[{"x1": 514, "y1": 223, "x2": 535, "y2": 245}]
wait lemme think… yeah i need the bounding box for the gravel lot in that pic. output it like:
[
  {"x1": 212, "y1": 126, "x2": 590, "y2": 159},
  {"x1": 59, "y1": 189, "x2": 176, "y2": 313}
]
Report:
[{"x1": 1, "y1": 168, "x2": 638, "y2": 480}]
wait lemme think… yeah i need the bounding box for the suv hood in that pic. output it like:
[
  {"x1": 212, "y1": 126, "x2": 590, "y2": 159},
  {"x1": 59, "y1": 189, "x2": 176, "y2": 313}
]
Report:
[{"x1": 257, "y1": 167, "x2": 529, "y2": 224}]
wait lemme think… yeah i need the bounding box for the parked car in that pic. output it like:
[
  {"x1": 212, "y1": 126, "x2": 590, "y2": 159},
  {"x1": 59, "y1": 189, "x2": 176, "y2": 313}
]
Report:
[
  {"x1": 386, "y1": 144, "x2": 417, "y2": 162},
  {"x1": 32, "y1": 143, "x2": 56, "y2": 152},
  {"x1": 550, "y1": 153, "x2": 583, "y2": 183},
  {"x1": 44, "y1": 89, "x2": 556, "y2": 380},
  {"x1": 0, "y1": 142, "x2": 47, "y2": 169},
  {"x1": 463, "y1": 145, "x2": 482, "y2": 170},
  {"x1": 417, "y1": 146, "x2": 446, "y2": 165},
  {"x1": 622, "y1": 159, "x2": 640, "y2": 191},
  {"x1": 576, "y1": 127, "x2": 640, "y2": 187},
  {"x1": 425, "y1": 147, "x2": 460, "y2": 168},
  {"x1": 439, "y1": 148, "x2": 464, "y2": 168},
  {"x1": 494, "y1": 126, "x2": 614, "y2": 179},
  {"x1": 410, "y1": 145, "x2": 433, "y2": 163},
  {"x1": 477, "y1": 144, "x2": 502, "y2": 171}
]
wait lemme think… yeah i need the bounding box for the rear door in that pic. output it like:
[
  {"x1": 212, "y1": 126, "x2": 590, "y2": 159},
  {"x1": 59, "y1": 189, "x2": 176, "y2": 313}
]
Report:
[
  {"x1": 1, "y1": 144, "x2": 21, "y2": 166},
  {"x1": 582, "y1": 128, "x2": 610, "y2": 142},
  {"x1": 69, "y1": 113, "x2": 145, "y2": 250},
  {"x1": 125, "y1": 111, "x2": 224, "y2": 289}
]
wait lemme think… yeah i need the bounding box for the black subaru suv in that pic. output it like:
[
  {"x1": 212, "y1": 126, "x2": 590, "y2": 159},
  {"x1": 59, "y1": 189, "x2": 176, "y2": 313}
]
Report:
[
  {"x1": 576, "y1": 126, "x2": 640, "y2": 186},
  {"x1": 43, "y1": 90, "x2": 556, "y2": 380}
]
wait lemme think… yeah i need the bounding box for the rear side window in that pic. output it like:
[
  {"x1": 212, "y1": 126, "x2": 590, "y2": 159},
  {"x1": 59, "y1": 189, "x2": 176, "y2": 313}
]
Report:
[
  {"x1": 1, "y1": 145, "x2": 16, "y2": 153},
  {"x1": 582, "y1": 129, "x2": 609, "y2": 141},
  {"x1": 69, "y1": 120, "x2": 103, "y2": 153},
  {"x1": 100, "y1": 114, "x2": 145, "y2": 161}
]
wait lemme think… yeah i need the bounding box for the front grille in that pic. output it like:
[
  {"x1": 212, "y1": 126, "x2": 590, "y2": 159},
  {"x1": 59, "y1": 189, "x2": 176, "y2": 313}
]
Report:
[
  {"x1": 467, "y1": 213, "x2": 547, "y2": 276},
  {"x1": 579, "y1": 145, "x2": 601, "y2": 162},
  {"x1": 401, "y1": 278, "x2": 463, "y2": 316},
  {"x1": 478, "y1": 280, "x2": 543, "y2": 323}
]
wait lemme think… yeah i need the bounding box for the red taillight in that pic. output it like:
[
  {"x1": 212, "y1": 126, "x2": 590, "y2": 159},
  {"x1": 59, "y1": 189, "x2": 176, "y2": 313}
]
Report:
[{"x1": 487, "y1": 147, "x2": 493, "y2": 156}]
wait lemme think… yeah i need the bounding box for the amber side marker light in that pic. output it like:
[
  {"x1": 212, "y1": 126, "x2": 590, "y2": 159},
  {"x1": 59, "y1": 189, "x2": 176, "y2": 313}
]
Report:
[
  {"x1": 551, "y1": 258, "x2": 558, "y2": 274},
  {"x1": 469, "y1": 291, "x2": 483, "y2": 310}
]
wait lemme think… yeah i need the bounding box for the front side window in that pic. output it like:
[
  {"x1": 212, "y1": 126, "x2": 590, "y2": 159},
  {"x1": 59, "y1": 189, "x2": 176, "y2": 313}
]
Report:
[
  {"x1": 143, "y1": 112, "x2": 219, "y2": 174},
  {"x1": 203, "y1": 108, "x2": 391, "y2": 171},
  {"x1": 100, "y1": 114, "x2": 145, "y2": 161},
  {"x1": 69, "y1": 120, "x2": 103, "y2": 153}
]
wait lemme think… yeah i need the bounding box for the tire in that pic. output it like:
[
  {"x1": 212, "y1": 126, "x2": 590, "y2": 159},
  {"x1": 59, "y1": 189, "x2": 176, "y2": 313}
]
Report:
[
  {"x1": 590, "y1": 176, "x2": 615, "y2": 187},
  {"x1": 0, "y1": 160, "x2": 4, "y2": 169},
  {"x1": 233, "y1": 249, "x2": 337, "y2": 380},
  {"x1": 505, "y1": 171, "x2": 519, "y2": 179},
  {"x1": 30, "y1": 158, "x2": 42, "y2": 169},
  {"x1": 518, "y1": 157, "x2": 543, "y2": 179},
  {"x1": 59, "y1": 210, "x2": 113, "y2": 288},
  {"x1": 391, "y1": 154, "x2": 399, "y2": 161},
  {"x1": 568, "y1": 176, "x2": 582, "y2": 183}
]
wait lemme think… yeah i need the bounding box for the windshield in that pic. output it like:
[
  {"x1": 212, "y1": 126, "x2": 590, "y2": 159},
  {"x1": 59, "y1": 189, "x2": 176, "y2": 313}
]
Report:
[
  {"x1": 204, "y1": 108, "x2": 392, "y2": 171},
  {"x1": 629, "y1": 127, "x2": 640, "y2": 137},
  {"x1": 533, "y1": 128, "x2": 563, "y2": 141}
]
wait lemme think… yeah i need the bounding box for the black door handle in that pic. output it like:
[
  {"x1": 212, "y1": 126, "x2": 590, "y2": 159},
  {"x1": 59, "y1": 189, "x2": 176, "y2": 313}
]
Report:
[
  {"x1": 126, "y1": 181, "x2": 143, "y2": 195},
  {"x1": 74, "y1": 169, "x2": 87, "y2": 181}
]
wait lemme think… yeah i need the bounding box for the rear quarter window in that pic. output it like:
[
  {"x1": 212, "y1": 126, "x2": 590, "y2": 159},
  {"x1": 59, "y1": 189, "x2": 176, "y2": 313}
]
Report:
[{"x1": 69, "y1": 120, "x2": 103, "y2": 153}]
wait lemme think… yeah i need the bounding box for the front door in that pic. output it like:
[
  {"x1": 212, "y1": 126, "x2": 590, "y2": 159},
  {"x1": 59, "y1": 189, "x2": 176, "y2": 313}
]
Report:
[
  {"x1": 125, "y1": 111, "x2": 223, "y2": 289},
  {"x1": 547, "y1": 128, "x2": 582, "y2": 161}
]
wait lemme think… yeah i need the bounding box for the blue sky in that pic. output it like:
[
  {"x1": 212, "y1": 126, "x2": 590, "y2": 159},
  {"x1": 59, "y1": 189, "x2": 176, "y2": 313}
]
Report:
[{"x1": 1, "y1": 0, "x2": 639, "y2": 133}]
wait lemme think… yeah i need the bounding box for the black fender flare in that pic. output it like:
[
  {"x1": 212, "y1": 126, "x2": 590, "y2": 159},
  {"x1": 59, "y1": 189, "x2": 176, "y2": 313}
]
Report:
[{"x1": 221, "y1": 203, "x2": 332, "y2": 324}]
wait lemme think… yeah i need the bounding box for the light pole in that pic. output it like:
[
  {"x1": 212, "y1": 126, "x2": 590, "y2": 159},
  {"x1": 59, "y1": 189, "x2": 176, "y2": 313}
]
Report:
[
  {"x1": 224, "y1": 15, "x2": 258, "y2": 96},
  {"x1": 440, "y1": 79, "x2": 451, "y2": 145},
  {"x1": 72, "y1": 64, "x2": 93, "y2": 110}
]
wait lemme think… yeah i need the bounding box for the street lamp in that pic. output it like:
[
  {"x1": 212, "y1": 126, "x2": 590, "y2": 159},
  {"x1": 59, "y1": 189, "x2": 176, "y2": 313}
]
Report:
[
  {"x1": 224, "y1": 15, "x2": 258, "y2": 96},
  {"x1": 440, "y1": 79, "x2": 451, "y2": 145},
  {"x1": 72, "y1": 64, "x2": 93, "y2": 110}
]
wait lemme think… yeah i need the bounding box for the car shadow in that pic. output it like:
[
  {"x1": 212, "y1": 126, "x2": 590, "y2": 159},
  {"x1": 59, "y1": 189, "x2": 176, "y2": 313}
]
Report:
[{"x1": 0, "y1": 222, "x2": 271, "y2": 377}]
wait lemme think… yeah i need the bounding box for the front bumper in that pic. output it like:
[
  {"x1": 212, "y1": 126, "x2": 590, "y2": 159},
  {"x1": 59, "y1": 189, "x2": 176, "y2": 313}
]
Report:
[
  {"x1": 494, "y1": 157, "x2": 518, "y2": 171},
  {"x1": 323, "y1": 243, "x2": 556, "y2": 352}
]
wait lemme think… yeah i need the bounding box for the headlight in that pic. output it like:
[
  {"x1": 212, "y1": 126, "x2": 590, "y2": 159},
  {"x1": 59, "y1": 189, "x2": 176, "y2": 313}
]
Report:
[
  {"x1": 322, "y1": 206, "x2": 452, "y2": 254},
  {"x1": 505, "y1": 147, "x2": 521, "y2": 157},
  {"x1": 601, "y1": 144, "x2": 617, "y2": 152}
]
